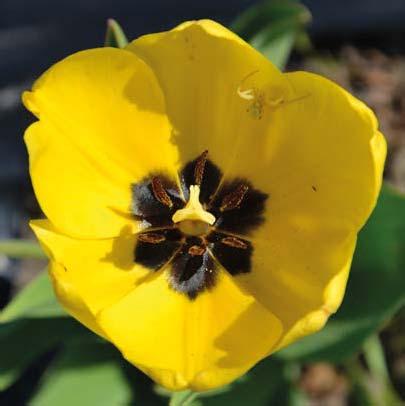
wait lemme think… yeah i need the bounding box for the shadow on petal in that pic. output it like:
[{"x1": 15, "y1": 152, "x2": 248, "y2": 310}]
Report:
[{"x1": 102, "y1": 225, "x2": 138, "y2": 271}]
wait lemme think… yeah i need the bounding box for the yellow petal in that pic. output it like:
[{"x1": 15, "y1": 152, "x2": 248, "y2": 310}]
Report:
[
  {"x1": 223, "y1": 72, "x2": 386, "y2": 234},
  {"x1": 31, "y1": 220, "x2": 149, "y2": 315},
  {"x1": 235, "y1": 223, "x2": 356, "y2": 352},
  {"x1": 32, "y1": 221, "x2": 282, "y2": 391},
  {"x1": 24, "y1": 47, "x2": 178, "y2": 238},
  {"x1": 276, "y1": 245, "x2": 354, "y2": 351},
  {"x1": 220, "y1": 71, "x2": 385, "y2": 349},
  {"x1": 127, "y1": 19, "x2": 293, "y2": 169},
  {"x1": 47, "y1": 261, "x2": 107, "y2": 339},
  {"x1": 97, "y1": 269, "x2": 282, "y2": 391}
]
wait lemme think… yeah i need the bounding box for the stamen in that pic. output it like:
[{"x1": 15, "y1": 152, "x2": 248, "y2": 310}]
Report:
[
  {"x1": 194, "y1": 150, "x2": 208, "y2": 185},
  {"x1": 220, "y1": 184, "x2": 249, "y2": 211},
  {"x1": 221, "y1": 236, "x2": 248, "y2": 249},
  {"x1": 138, "y1": 233, "x2": 166, "y2": 244},
  {"x1": 188, "y1": 245, "x2": 206, "y2": 256},
  {"x1": 151, "y1": 177, "x2": 173, "y2": 208}
]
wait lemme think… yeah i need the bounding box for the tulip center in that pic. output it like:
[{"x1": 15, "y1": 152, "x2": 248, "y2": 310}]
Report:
[
  {"x1": 177, "y1": 220, "x2": 209, "y2": 236},
  {"x1": 131, "y1": 150, "x2": 268, "y2": 299}
]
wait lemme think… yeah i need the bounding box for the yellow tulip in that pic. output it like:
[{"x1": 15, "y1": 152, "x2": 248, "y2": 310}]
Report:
[{"x1": 22, "y1": 20, "x2": 386, "y2": 391}]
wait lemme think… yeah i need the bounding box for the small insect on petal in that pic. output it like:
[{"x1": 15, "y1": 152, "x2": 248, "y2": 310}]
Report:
[
  {"x1": 237, "y1": 70, "x2": 259, "y2": 101},
  {"x1": 237, "y1": 87, "x2": 256, "y2": 101}
]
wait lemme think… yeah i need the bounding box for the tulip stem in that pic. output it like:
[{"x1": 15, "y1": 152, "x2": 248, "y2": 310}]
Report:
[
  {"x1": 362, "y1": 334, "x2": 402, "y2": 405},
  {"x1": 169, "y1": 390, "x2": 198, "y2": 406},
  {"x1": 347, "y1": 335, "x2": 402, "y2": 405}
]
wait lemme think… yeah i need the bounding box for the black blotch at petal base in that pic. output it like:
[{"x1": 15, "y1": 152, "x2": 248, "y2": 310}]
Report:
[
  {"x1": 207, "y1": 232, "x2": 252, "y2": 275},
  {"x1": 134, "y1": 229, "x2": 182, "y2": 270},
  {"x1": 132, "y1": 174, "x2": 184, "y2": 219},
  {"x1": 210, "y1": 179, "x2": 268, "y2": 235},
  {"x1": 169, "y1": 237, "x2": 217, "y2": 299}
]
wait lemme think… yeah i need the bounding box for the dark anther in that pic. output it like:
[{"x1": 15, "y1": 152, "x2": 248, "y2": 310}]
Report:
[
  {"x1": 151, "y1": 177, "x2": 173, "y2": 208},
  {"x1": 194, "y1": 150, "x2": 208, "y2": 185},
  {"x1": 188, "y1": 245, "x2": 206, "y2": 256},
  {"x1": 180, "y1": 151, "x2": 222, "y2": 203},
  {"x1": 210, "y1": 179, "x2": 267, "y2": 235},
  {"x1": 208, "y1": 231, "x2": 252, "y2": 275},
  {"x1": 134, "y1": 229, "x2": 182, "y2": 270},
  {"x1": 138, "y1": 233, "x2": 166, "y2": 244},
  {"x1": 220, "y1": 184, "x2": 249, "y2": 211},
  {"x1": 221, "y1": 236, "x2": 248, "y2": 249},
  {"x1": 132, "y1": 175, "x2": 183, "y2": 227}
]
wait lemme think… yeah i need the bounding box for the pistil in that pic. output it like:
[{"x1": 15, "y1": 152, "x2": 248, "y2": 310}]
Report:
[{"x1": 172, "y1": 185, "x2": 216, "y2": 226}]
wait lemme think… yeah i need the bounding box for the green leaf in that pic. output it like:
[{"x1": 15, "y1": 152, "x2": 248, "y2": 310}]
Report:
[
  {"x1": 0, "y1": 271, "x2": 96, "y2": 391},
  {"x1": 232, "y1": 0, "x2": 310, "y2": 38},
  {"x1": 277, "y1": 184, "x2": 405, "y2": 363},
  {"x1": 0, "y1": 272, "x2": 65, "y2": 322},
  {"x1": 251, "y1": 25, "x2": 296, "y2": 70},
  {"x1": 232, "y1": 0, "x2": 311, "y2": 69},
  {"x1": 31, "y1": 341, "x2": 131, "y2": 406},
  {"x1": 0, "y1": 317, "x2": 92, "y2": 391},
  {"x1": 0, "y1": 239, "x2": 45, "y2": 259},
  {"x1": 104, "y1": 19, "x2": 128, "y2": 48}
]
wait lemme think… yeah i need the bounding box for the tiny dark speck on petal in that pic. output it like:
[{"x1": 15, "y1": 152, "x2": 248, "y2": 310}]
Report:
[{"x1": 312, "y1": 185, "x2": 317, "y2": 192}]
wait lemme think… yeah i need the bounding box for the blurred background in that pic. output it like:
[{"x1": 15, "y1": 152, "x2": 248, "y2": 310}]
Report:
[{"x1": 1, "y1": 1, "x2": 405, "y2": 405}]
